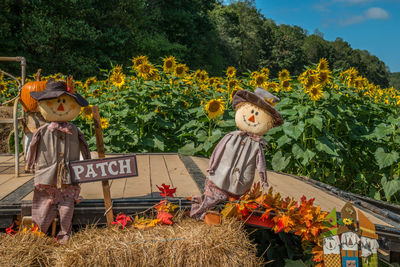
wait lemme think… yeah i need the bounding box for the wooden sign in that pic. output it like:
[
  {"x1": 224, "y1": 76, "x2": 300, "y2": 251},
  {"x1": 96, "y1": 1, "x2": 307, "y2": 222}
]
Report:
[{"x1": 70, "y1": 155, "x2": 138, "y2": 183}]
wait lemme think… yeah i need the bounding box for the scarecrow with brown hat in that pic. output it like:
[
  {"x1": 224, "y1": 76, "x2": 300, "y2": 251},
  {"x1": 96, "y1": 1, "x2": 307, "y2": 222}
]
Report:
[
  {"x1": 190, "y1": 87, "x2": 284, "y2": 220},
  {"x1": 339, "y1": 202, "x2": 360, "y2": 267},
  {"x1": 321, "y1": 208, "x2": 342, "y2": 267},
  {"x1": 358, "y1": 210, "x2": 379, "y2": 267},
  {"x1": 26, "y1": 78, "x2": 91, "y2": 243}
]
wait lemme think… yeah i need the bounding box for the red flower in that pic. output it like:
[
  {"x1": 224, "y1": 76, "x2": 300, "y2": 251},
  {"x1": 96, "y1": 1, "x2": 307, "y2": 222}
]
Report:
[
  {"x1": 112, "y1": 214, "x2": 132, "y2": 229},
  {"x1": 156, "y1": 183, "x2": 176, "y2": 197}
]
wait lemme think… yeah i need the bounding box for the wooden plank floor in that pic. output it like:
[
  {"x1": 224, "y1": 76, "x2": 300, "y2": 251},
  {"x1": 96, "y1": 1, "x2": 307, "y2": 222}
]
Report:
[
  {"x1": 17, "y1": 154, "x2": 201, "y2": 201},
  {"x1": 0, "y1": 153, "x2": 394, "y2": 227}
]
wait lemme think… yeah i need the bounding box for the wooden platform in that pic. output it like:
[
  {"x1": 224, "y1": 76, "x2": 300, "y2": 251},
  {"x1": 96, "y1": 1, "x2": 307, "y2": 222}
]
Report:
[{"x1": 0, "y1": 153, "x2": 397, "y2": 228}]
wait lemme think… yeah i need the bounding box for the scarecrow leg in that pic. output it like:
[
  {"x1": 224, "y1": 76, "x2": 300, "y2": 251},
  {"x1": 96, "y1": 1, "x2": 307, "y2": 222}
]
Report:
[
  {"x1": 32, "y1": 188, "x2": 58, "y2": 234},
  {"x1": 190, "y1": 179, "x2": 228, "y2": 220},
  {"x1": 56, "y1": 196, "x2": 75, "y2": 243}
]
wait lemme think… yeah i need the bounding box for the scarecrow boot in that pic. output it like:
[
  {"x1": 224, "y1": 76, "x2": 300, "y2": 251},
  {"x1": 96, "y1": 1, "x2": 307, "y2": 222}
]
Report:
[
  {"x1": 32, "y1": 189, "x2": 58, "y2": 234},
  {"x1": 56, "y1": 197, "x2": 75, "y2": 243},
  {"x1": 190, "y1": 179, "x2": 229, "y2": 220}
]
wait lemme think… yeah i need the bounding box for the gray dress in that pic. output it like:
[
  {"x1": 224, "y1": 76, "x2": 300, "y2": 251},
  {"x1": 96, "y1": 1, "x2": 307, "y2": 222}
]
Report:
[{"x1": 207, "y1": 131, "x2": 268, "y2": 195}]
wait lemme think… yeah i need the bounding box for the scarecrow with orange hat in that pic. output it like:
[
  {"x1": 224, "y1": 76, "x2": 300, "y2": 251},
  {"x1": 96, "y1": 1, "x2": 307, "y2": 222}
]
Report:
[
  {"x1": 190, "y1": 87, "x2": 284, "y2": 220},
  {"x1": 26, "y1": 78, "x2": 91, "y2": 243}
]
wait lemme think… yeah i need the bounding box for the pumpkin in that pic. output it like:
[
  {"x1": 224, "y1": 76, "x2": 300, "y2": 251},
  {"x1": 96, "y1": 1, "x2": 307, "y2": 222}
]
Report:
[
  {"x1": 21, "y1": 81, "x2": 47, "y2": 112},
  {"x1": 20, "y1": 69, "x2": 47, "y2": 112}
]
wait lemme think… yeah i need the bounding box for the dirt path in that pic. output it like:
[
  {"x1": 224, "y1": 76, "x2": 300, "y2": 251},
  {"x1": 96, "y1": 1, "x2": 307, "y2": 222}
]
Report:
[{"x1": 0, "y1": 106, "x2": 13, "y2": 153}]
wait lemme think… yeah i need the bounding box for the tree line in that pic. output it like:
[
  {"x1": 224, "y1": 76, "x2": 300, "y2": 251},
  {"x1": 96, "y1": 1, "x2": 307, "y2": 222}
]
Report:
[{"x1": 0, "y1": 0, "x2": 392, "y2": 88}]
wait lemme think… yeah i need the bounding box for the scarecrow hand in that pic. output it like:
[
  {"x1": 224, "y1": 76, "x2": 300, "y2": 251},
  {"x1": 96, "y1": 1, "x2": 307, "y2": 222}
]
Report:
[
  {"x1": 261, "y1": 181, "x2": 269, "y2": 189},
  {"x1": 206, "y1": 168, "x2": 215, "y2": 174}
]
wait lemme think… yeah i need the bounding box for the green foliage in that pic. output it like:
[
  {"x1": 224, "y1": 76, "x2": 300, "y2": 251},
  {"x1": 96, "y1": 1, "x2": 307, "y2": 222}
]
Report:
[
  {"x1": 389, "y1": 72, "x2": 400, "y2": 90},
  {"x1": 0, "y1": 0, "x2": 392, "y2": 87}
]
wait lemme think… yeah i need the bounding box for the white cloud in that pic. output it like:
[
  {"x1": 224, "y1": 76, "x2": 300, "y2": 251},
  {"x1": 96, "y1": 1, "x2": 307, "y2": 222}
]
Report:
[
  {"x1": 334, "y1": 0, "x2": 375, "y2": 5},
  {"x1": 365, "y1": 7, "x2": 389, "y2": 19},
  {"x1": 339, "y1": 7, "x2": 390, "y2": 25}
]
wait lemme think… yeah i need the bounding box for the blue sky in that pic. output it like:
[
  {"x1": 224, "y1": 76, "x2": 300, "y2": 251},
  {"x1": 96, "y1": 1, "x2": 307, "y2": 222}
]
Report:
[{"x1": 253, "y1": 0, "x2": 400, "y2": 72}]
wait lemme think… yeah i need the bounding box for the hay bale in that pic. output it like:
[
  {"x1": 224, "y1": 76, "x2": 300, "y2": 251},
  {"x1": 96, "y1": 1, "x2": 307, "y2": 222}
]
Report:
[
  {"x1": 0, "y1": 232, "x2": 56, "y2": 266},
  {"x1": 0, "y1": 217, "x2": 263, "y2": 267}
]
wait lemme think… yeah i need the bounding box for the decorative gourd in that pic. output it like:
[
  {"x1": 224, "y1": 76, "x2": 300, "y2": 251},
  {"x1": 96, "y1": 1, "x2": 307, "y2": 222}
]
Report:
[{"x1": 20, "y1": 69, "x2": 47, "y2": 112}]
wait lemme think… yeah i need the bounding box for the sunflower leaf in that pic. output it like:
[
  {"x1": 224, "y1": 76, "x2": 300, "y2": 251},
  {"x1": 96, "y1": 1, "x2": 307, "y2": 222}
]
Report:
[
  {"x1": 271, "y1": 151, "x2": 291, "y2": 171},
  {"x1": 375, "y1": 147, "x2": 399, "y2": 169}
]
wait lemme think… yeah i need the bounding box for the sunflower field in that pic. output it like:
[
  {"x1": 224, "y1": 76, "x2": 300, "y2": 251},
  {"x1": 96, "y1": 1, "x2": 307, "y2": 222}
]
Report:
[{"x1": 1, "y1": 56, "x2": 400, "y2": 204}]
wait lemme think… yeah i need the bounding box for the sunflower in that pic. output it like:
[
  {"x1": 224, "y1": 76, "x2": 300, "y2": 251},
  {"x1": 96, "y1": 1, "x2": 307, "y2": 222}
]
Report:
[
  {"x1": 81, "y1": 105, "x2": 93, "y2": 120},
  {"x1": 174, "y1": 64, "x2": 189, "y2": 78},
  {"x1": 84, "y1": 77, "x2": 97, "y2": 90},
  {"x1": 195, "y1": 70, "x2": 208, "y2": 84},
  {"x1": 318, "y1": 70, "x2": 331, "y2": 86},
  {"x1": 260, "y1": 67, "x2": 270, "y2": 78},
  {"x1": 208, "y1": 77, "x2": 218, "y2": 87},
  {"x1": 113, "y1": 65, "x2": 123, "y2": 74},
  {"x1": 299, "y1": 69, "x2": 315, "y2": 82},
  {"x1": 0, "y1": 81, "x2": 7, "y2": 94},
  {"x1": 110, "y1": 72, "x2": 126, "y2": 88},
  {"x1": 251, "y1": 73, "x2": 268, "y2": 88},
  {"x1": 100, "y1": 117, "x2": 109, "y2": 129},
  {"x1": 226, "y1": 66, "x2": 236, "y2": 78},
  {"x1": 227, "y1": 79, "x2": 239, "y2": 90},
  {"x1": 278, "y1": 69, "x2": 290, "y2": 81},
  {"x1": 132, "y1": 55, "x2": 149, "y2": 70},
  {"x1": 204, "y1": 99, "x2": 225, "y2": 119},
  {"x1": 281, "y1": 80, "x2": 292, "y2": 91},
  {"x1": 317, "y1": 58, "x2": 329, "y2": 71},
  {"x1": 303, "y1": 74, "x2": 319, "y2": 91},
  {"x1": 308, "y1": 85, "x2": 323, "y2": 101},
  {"x1": 163, "y1": 56, "x2": 176, "y2": 73},
  {"x1": 342, "y1": 218, "x2": 352, "y2": 225},
  {"x1": 263, "y1": 82, "x2": 278, "y2": 93},
  {"x1": 137, "y1": 62, "x2": 156, "y2": 80},
  {"x1": 148, "y1": 69, "x2": 161, "y2": 81}
]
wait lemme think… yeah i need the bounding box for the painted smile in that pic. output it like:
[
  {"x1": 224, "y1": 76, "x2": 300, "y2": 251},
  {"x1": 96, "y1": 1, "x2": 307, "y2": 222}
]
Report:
[
  {"x1": 242, "y1": 115, "x2": 260, "y2": 127},
  {"x1": 52, "y1": 109, "x2": 71, "y2": 117}
]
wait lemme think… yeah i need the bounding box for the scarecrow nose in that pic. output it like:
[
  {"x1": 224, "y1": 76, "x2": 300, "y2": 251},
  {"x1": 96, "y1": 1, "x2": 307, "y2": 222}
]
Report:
[
  {"x1": 57, "y1": 103, "x2": 64, "y2": 111},
  {"x1": 248, "y1": 115, "x2": 255, "y2": 123}
]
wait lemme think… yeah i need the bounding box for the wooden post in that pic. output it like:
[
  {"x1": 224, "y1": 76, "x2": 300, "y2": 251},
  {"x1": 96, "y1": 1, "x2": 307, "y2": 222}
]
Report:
[{"x1": 91, "y1": 106, "x2": 114, "y2": 226}]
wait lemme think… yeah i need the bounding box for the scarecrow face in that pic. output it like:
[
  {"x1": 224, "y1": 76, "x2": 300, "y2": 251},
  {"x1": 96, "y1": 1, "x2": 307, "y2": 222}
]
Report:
[
  {"x1": 341, "y1": 232, "x2": 359, "y2": 250},
  {"x1": 323, "y1": 236, "x2": 340, "y2": 254},
  {"x1": 235, "y1": 102, "x2": 274, "y2": 136},
  {"x1": 38, "y1": 94, "x2": 81, "y2": 122}
]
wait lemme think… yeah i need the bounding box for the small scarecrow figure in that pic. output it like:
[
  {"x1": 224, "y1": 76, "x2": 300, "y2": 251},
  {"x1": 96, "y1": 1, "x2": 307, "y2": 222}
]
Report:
[
  {"x1": 339, "y1": 202, "x2": 360, "y2": 267},
  {"x1": 321, "y1": 208, "x2": 342, "y2": 267},
  {"x1": 26, "y1": 78, "x2": 91, "y2": 243},
  {"x1": 191, "y1": 87, "x2": 284, "y2": 220},
  {"x1": 358, "y1": 210, "x2": 379, "y2": 267}
]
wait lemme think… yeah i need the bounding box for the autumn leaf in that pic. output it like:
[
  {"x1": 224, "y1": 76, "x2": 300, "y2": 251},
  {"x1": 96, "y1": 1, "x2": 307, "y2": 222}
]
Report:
[
  {"x1": 147, "y1": 219, "x2": 161, "y2": 227},
  {"x1": 221, "y1": 203, "x2": 238, "y2": 219},
  {"x1": 312, "y1": 245, "x2": 324, "y2": 263},
  {"x1": 157, "y1": 211, "x2": 174, "y2": 225},
  {"x1": 134, "y1": 216, "x2": 155, "y2": 229},
  {"x1": 156, "y1": 183, "x2": 176, "y2": 197},
  {"x1": 5, "y1": 223, "x2": 17, "y2": 235},
  {"x1": 112, "y1": 214, "x2": 132, "y2": 229},
  {"x1": 250, "y1": 181, "x2": 262, "y2": 199},
  {"x1": 155, "y1": 200, "x2": 178, "y2": 213}
]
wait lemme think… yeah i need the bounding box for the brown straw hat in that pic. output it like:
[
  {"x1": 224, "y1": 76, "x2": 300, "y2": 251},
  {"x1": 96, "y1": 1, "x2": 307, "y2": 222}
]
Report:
[{"x1": 232, "y1": 87, "x2": 284, "y2": 127}]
